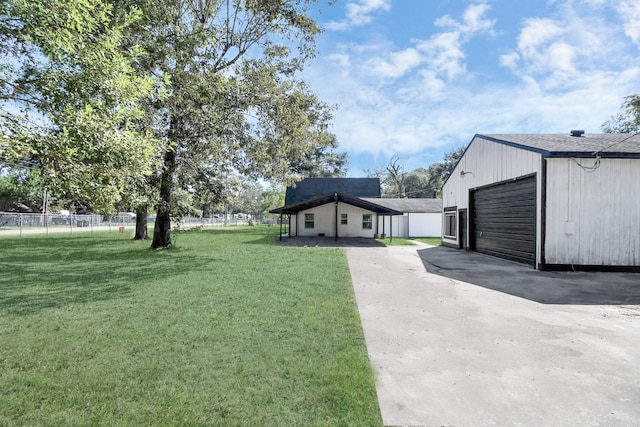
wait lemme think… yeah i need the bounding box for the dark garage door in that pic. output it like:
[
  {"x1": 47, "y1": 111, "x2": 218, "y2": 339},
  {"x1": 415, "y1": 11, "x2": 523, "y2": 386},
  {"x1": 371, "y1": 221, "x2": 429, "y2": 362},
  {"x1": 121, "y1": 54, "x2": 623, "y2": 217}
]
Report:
[{"x1": 471, "y1": 175, "x2": 536, "y2": 265}]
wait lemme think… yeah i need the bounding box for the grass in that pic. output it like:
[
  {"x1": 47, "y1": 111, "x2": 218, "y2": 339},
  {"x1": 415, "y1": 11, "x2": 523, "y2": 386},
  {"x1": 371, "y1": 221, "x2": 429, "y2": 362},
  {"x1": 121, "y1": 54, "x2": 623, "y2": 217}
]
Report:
[
  {"x1": 413, "y1": 237, "x2": 442, "y2": 246},
  {"x1": 376, "y1": 237, "x2": 443, "y2": 246},
  {"x1": 0, "y1": 227, "x2": 382, "y2": 426},
  {"x1": 375, "y1": 237, "x2": 415, "y2": 246}
]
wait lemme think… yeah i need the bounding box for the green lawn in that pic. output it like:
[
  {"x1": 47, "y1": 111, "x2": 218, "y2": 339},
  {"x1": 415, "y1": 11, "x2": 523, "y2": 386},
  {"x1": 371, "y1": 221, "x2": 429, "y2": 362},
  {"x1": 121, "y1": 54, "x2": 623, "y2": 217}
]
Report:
[
  {"x1": 376, "y1": 237, "x2": 442, "y2": 246},
  {"x1": 0, "y1": 227, "x2": 382, "y2": 426},
  {"x1": 375, "y1": 237, "x2": 415, "y2": 246},
  {"x1": 413, "y1": 237, "x2": 442, "y2": 246}
]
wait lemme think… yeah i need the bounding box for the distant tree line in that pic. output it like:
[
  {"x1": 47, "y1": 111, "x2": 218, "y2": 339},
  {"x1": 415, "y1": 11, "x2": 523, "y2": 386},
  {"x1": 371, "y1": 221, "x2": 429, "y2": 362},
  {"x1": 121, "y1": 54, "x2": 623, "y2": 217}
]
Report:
[{"x1": 366, "y1": 147, "x2": 465, "y2": 199}]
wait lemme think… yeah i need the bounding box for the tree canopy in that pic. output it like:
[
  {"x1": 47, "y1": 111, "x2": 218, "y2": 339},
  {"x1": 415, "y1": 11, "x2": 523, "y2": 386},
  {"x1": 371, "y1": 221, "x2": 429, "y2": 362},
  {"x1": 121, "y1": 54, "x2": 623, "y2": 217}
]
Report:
[
  {"x1": 0, "y1": 0, "x2": 162, "y2": 215},
  {"x1": 123, "y1": 0, "x2": 340, "y2": 248},
  {"x1": 602, "y1": 94, "x2": 640, "y2": 133}
]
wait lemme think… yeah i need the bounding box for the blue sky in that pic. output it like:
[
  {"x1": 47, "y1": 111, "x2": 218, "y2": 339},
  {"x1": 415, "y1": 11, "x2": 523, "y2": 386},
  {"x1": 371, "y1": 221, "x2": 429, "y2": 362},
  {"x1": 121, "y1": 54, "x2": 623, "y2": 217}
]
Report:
[{"x1": 302, "y1": 0, "x2": 640, "y2": 176}]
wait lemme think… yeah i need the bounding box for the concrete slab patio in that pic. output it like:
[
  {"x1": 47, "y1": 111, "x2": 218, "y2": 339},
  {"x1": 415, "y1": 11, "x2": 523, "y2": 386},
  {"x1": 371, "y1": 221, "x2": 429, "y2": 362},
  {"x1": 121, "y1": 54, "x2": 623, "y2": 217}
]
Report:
[{"x1": 346, "y1": 243, "x2": 640, "y2": 427}]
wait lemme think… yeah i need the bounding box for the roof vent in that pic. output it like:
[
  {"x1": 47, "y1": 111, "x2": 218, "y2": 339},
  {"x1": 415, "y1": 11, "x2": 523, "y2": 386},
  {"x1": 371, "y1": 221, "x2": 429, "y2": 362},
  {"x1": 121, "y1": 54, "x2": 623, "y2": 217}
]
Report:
[{"x1": 570, "y1": 129, "x2": 585, "y2": 137}]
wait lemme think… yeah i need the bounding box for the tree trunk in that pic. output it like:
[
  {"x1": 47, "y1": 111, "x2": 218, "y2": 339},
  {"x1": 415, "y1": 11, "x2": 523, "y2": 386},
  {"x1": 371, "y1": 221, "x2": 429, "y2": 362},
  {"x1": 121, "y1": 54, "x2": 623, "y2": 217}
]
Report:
[
  {"x1": 133, "y1": 208, "x2": 148, "y2": 240},
  {"x1": 151, "y1": 147, "x2": 176, "y2": 249}
]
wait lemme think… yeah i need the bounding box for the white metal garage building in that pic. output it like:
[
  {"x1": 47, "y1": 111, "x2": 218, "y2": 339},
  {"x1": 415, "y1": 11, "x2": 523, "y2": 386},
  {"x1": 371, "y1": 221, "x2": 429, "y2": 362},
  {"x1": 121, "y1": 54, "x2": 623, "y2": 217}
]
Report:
[{"x1": 442, "y1": 132, "x2": 640, "y2": 271}]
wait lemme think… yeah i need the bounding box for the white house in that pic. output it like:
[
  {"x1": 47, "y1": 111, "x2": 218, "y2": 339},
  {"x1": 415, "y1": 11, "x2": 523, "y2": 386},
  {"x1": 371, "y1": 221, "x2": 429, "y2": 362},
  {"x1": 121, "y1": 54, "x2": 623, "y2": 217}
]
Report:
[
  {"x1": 270, "y1": 178, "x2": 442, "y2": 240},
  {"x1": 442, "y1": 132, "x2": 640, "y2": 271},
  {"x1": 270, "y1": 192, "x2": 403, "y2": 239}
]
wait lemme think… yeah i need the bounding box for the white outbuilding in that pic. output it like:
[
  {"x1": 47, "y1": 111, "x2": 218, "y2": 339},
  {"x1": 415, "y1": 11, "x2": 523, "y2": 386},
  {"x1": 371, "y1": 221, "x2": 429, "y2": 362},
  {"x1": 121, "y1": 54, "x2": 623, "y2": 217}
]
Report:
[
  {"x1": 442, "y1": 132, "x2": 640, "y2": 271},
  {"x1": 360, "y1": 198, "x2": 442, "y2": 238}
]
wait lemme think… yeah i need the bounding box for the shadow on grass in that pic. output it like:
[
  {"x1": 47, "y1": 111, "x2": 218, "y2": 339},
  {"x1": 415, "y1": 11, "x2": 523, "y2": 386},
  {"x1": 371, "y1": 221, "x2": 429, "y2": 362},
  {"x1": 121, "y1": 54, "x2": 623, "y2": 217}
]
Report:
[
  {"x1": 274, "y1": 236, "x2": 386, "y2": 248},
  {"x1": 418, "y1": 245, "x2": 640, "y2": 305},
  {"x1": 178, "y1": 226, "x2": 281, "y2": 246},
  {"x1": 0, "y1": 233, "x2": 206, "y2": 316}
]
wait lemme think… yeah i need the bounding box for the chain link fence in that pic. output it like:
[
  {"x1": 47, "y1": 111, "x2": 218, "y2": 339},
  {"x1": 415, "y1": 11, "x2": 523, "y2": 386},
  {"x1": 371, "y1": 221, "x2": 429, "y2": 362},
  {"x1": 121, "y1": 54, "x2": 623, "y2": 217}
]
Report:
[{"x1": 0, "y1": 212, "x2": 248, "y2": 236}]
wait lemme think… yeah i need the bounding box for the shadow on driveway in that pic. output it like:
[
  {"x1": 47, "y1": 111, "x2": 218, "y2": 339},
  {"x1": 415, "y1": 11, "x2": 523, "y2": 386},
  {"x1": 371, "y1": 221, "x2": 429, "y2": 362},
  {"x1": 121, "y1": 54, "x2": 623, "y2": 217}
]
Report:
[{"x1": 418, "y1": 245, "x2": 640, "y2": 305}]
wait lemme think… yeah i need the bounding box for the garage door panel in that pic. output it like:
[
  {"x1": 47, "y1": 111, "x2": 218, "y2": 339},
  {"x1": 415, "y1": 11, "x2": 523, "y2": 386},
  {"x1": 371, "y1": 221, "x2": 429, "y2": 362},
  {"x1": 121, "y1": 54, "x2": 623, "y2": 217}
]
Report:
[
  {"x1": 471, "y1": 175, "x2": 536, "y2": 265},
  {"x1": 475, "y1": 232, "x2": 536, "y2": 245},
  {"x1": 473, "y1": 211, "x2": 536, "y2": 220},
  {"x1": 474, "y1": 224, "x2": 536, "y2": 235}
]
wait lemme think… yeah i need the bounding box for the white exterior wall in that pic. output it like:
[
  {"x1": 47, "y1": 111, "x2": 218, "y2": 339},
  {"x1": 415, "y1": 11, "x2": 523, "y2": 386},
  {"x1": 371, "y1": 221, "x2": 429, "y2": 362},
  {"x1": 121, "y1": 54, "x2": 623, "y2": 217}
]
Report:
[
  {"x1": 442, "y1": 137, "x2": 543, "y2": 257},
  {"x1": 292, "y1": 202, "x2": 377, "y2": 238},
  {"x1": 545, "y1": 158, "x2": 640, "y2": 266},
  {"x1": 289, "y1": 213, "x2": 296, "y2": 236},
  {"x1": 408, "y1": 212, "x2": 442, "y2": 237},
  {"x1": 377, "y1": 215, "x2": 407, "y2": 238},
  {"x1": 377, "y1": 213, "x2": 442, "y2": 237}
]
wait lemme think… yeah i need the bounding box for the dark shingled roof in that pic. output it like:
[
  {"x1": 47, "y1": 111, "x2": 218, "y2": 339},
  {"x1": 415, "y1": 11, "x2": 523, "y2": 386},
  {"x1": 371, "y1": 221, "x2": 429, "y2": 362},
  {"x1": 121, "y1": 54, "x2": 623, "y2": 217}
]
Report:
[
  {"x1": 360, "y1": 198, "x2": 442, "y2": 213},
  {"x1": 285, "y1": 178, "x2": 381, "y2": 205},
  {"x1": 478, "y1": 133, "x2": 640, "y2": 158},
  {"x1": 270, "y1": 192, "x2": 403, "y2": 215}
]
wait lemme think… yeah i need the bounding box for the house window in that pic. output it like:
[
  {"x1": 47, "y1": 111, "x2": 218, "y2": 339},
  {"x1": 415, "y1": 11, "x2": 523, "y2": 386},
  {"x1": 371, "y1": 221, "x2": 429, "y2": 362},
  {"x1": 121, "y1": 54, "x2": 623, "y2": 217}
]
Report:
[
  {"x1": 362, "y1": 214, "x2": 372, "y2": 229},
  {"x1": 444, "y1": 210, "x2": 456, "y2": 238},
  {"x1": 341, "y1": 213, "x2": 348, "y2": 225},
  {"x1": 304, "y1": 213, "x2": 314, "y2": 229}
]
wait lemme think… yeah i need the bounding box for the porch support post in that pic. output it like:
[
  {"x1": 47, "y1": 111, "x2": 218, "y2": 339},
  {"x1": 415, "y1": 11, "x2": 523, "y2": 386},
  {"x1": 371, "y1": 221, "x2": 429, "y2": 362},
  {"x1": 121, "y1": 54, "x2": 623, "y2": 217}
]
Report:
[
  {"x1": 279, "y1": 213, "x2": 283, "y2": 241},
  {"x1": 334, "y1": 193, "x2": 339, "y2": 241},
  {"x1": 390, "y1": 215, "x2": 393, "y2": 243}
]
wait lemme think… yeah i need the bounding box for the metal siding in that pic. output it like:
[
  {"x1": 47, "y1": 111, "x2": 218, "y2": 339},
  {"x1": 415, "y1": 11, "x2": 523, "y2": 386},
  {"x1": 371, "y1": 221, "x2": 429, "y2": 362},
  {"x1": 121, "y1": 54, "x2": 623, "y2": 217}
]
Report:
[
  {"x1": 472, "y1": 176, "x2": 537, "y2": 265},
  {"x1": 545, "y1": 158, "x2": 640, "y2": 266},
  {"x1": 442, "y1": 136, "x2": 542, "y2": 248}
]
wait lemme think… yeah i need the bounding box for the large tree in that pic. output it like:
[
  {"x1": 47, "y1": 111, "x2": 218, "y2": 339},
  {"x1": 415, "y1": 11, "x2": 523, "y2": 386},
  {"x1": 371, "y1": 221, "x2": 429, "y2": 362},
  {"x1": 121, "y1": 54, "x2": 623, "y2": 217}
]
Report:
[
  {"x1": 125, "y1": 0, "x2": 337, "y2": 248},
  {"x1": 602, "y1": 94, "x2": 640, "y2": 133},
  {"x1": 0, "y1": 0, "x2": 163, "y2": 215},
  {"x1": 369, "y1": 147, "x2": 465, "y2": 198},
  {"x1": 404, "y1": 168, "x2": 433, "y2": 198}
]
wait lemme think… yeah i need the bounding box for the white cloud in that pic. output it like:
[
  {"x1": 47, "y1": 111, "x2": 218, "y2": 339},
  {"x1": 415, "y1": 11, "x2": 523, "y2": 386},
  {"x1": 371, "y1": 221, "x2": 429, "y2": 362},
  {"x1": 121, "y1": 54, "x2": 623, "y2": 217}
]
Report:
[
  {"x1": 326, "y1": 0, "x2": 391, "y2": 31},
  {"x1": 368, "y1": 48, "x2": 422, "y2": 79},
  {"x1": 499, "y1": 6, "x2": 619, "y2": 89},
  {"x1": 499, "y1": 51, "x2": 520, "y2": 70},
  {"x1": 435, "y1": 2, "x2": 494, "y2": 34},
  {"x1": 416, "y1": 32, "x2": 466, "y2": 80},
  {"x1": 462, "y1": 3, "x2": 495, "y2": 33},
  {"x1": 327, "y1": 53, "x2": 352, "y2": 77},
  {"x1": 367, "y1": 3, "x2": 494, "y2": 82},
  {"x1": 616, "y1": 0, "x2": 640, "y2": 45},
  {"x1": 517, "y1": 18, "x2": 563, "y2": 58}
]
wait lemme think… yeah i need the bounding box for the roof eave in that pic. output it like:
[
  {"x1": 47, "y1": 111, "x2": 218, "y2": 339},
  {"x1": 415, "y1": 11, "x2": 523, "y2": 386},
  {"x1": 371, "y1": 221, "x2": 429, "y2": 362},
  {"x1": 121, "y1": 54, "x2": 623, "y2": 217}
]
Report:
[{"x1": 269, "y1": 192, "x2": 404, "y2": 215}]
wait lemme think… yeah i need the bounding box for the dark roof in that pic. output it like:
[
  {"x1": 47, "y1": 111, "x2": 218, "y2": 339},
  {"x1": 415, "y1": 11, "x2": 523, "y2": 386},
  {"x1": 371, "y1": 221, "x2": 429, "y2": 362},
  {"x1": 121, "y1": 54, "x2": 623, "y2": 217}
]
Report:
[
  {"x1": 360, "y1": 198, "x2": 442, "y2": 213},
  {"x1": 478, "y1": 133, "x2": 640, "y2": 158},
  {"x1": 270, "y1": 192, "x2": 403, "y2": 215},
  {"x1": 285, "y1": 178, "x2": 381, "y2": 204}
]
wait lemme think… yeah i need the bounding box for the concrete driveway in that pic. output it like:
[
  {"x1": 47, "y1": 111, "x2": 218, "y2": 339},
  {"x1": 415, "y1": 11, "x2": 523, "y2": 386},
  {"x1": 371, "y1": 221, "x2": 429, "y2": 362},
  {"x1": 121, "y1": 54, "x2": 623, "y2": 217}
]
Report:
[{"x1": 346, "y1": 243, "x2": 640, "y2": 427}]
